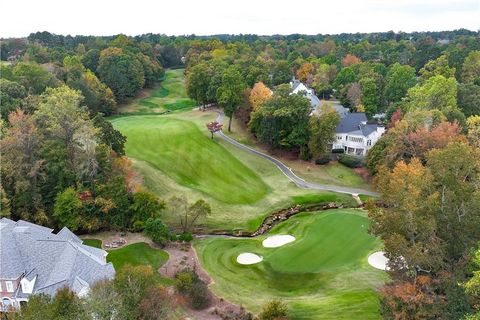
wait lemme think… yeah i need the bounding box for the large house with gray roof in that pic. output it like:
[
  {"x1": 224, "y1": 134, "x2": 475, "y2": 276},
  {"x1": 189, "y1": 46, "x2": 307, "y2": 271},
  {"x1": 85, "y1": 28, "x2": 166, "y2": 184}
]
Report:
[
  {"x1": 0, "y1": 218, "x2": 115, "y2": 311},
  {"x1": 333, "y1": 112, "x2": 385, "y2": 156}
]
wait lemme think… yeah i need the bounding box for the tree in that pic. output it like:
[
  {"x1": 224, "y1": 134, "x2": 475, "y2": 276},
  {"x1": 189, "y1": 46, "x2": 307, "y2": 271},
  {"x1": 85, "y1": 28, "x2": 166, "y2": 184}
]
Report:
[
  {"x1": 369, "y1": 158, "x2": 443, "y2": 273},
  {"x1": 0, "y1": 79, "x2": 27, "y2": 119},
  {"x1": 308, "y1": 105, "x2": 340, "y2": 158},
  {"x1": 53, "y1": 187, "x2": 83, "y2": 231},
  {"x1": 0, "y1": 109, "x2": 44, "y2": 220},
  {"x1": 12, "y1": 61, "x2": 59, "y2": 94},
  {"x1": 402, "y1": 75, "x2": 458, "y2": 115},
  {"x1": 92, "y1": 114, "x2": 126, "y2": 155},
  {"x1": 114, "y1": 265, "x2": 154, "y2": 319},
  {"x1": 458, "y1": 83, "x2": 480, "y2": 117},
  {"x1": 384, "y1": 63, "x2": 417, "y2": 105},
  {"x1": 359, "y1": 76, "x2": 380, "y2": 117},
  {"x1": 169, "y1": 196, "x2": 211, "y2": 233},
  {"x1": 342, "y1": 54, "x2": 361, "y2": 67},
  {"x1": 64, "y1": 55, "x2": 117, "y2": 115},
  {"x1": 296, "y1": 62, "x2": 314, "y2": 83},
  {"x1": 259, "y1": 300, "x2": 289, "y2": 320},
  {"x1": 35, "y1": 86, "x2": 99, "y2": 184},
  {"x1": 462, "y1": 51, "x2": 480, "y2": 84},
  {"x1": 272, "y1": 60, "x2": 292, "y2": 85},
  {"x1": 467, "y1": 116, "x2": 480, "y2": 148},
  {"x1": 129, "y1": 191, "x2": 165, "y2": 225},
  {"x1": 186, "y1": 62, "x2": 212, "y2": 109},
  {"x1": 206, "y1": 121, "x2": 223, "y2": 139},
  {"x1": 346, "y1": 82, "x2": 361, "y2": 107},
  {"x1": 143, "y1": 218, "x2": 172, "y2": 245},
  {"x1": 81, "y1": 48, "x2": 100, "y2": 73},
  {"x1": 216, "y1": 66, "x2": 246, "y2": 132},
  {"x1": 249, "y1": 81, "x2": 272, "y2": 112},
  {"x1": 419, "y1": 54, "x2": 456, "y2": 81},
  {"x1": 49, "y1": 287, "x2": 88, "y2": 320},
  {"x1": 84, "y1": 280, "x2": 121, "y2": 320},
  {"x1": 97, "y1": 47, "x2": 145, "y2": 102},
  {"x1": 249, "y1": 86, "x2": 311, "y2": 156},
  {"x1": 137, "y1": 286, "x2": 173, "y2": 320},
  {"x1": 426, "y1": 142, "x2": 480, "y2": 263}
]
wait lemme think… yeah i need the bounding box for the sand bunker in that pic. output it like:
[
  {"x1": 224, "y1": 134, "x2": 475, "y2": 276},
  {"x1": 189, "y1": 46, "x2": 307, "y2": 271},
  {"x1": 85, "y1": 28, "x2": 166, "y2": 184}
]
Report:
[
  {"x1": 262, "y1": 235, "x2": 296, "y2": 248},
  {"x1": 237, "y1": 252, "x2": 263, "y2": 265},
  {"x1": 368, "y1": 251, "x2": 389, "y2": 270}
]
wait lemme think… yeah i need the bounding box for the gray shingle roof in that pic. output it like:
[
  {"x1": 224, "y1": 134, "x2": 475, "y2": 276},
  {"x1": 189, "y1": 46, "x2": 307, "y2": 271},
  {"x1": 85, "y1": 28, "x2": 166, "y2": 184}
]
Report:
[
  {"x1": 0, "y1": 218, "x2": 115, "y2": 298},
  {"x1": 336, "y1": 112, "x2": 381, "y2": 137}
]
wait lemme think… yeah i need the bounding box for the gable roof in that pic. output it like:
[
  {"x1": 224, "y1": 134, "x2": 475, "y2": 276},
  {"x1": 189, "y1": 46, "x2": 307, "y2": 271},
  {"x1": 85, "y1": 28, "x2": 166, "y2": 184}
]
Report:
[
  {"x1": 0, "y1": 218, "x2": 115, "y2": 297},
  {"x1": 336, "y1": 112, "x2": 382, "y2": 137}
]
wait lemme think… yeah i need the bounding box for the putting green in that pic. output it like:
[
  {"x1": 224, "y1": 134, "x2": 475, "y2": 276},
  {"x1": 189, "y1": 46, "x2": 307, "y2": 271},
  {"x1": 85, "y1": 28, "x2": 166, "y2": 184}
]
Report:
[
  {"x1": 112, "y1": 116, "x2": 269, "y2": 204},
  {"x1": 195, "y1": 209, "x2": 387, "y2": 319}
]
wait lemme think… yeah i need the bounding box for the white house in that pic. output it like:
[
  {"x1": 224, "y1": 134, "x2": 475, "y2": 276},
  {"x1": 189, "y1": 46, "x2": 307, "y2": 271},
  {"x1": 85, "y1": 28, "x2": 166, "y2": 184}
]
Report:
[
  {"x1": 333, "y1": 112, "x2": 385, "y2": 156},
  {"x1": 290, "y1": 79, "x2": 321, "y2": 109}
]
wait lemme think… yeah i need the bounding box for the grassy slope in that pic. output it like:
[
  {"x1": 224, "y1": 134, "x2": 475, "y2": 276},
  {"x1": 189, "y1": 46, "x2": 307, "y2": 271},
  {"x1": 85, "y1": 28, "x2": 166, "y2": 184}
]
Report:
[
  {"x1": 119, "y1": 69, "x2": 195, "y2": 114},
  {"x1": 195, "y1": 209, "x2": 388, "y2": 319},
  {"x1": 112, "y1": 110, "x2": 355, "y2": 231},
  {"x1": 106, "y1": 242, "x2": 169, "y2": 270},
  {"x1": 225, "y1": 115, "x2": 370, "y2": 189}
]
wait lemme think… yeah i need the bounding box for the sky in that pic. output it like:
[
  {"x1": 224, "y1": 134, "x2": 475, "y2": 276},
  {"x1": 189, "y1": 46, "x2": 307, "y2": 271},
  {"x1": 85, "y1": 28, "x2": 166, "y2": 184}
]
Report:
[{"x1": 1, "y1": 0, "x2": 479, "y2": 37}]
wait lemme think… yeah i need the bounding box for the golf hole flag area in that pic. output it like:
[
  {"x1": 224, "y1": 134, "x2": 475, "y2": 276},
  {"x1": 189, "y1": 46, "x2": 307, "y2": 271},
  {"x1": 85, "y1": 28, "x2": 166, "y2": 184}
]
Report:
[{"x1": 196, "y1": 209, "x2": 389, "y2": 319}]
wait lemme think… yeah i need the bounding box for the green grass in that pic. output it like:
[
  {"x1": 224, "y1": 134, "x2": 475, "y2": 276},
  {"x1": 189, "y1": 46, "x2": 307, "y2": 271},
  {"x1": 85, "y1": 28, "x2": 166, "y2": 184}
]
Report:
[
  {"x1": 120, "y1": 69, "x2": 196, "y2": 114},
  {"x1": 82, "y1": 238, "x2": 102, "y2": 248},
  {"x1": 112, "y1": 110, "x2": 356, "y2": 231},
  {"x1": 195, "y1": 209, "x2": 388, "y2": 319},
  {"x1": 112, "y1": 116, "x2": 269, "y2": 204},
  {"x1": 106, "y1": 242, "x2": 169, "y2": 270}
]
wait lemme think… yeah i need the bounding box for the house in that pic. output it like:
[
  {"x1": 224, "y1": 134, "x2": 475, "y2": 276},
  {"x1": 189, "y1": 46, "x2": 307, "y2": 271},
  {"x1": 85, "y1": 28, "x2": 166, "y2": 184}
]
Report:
[
  {"x1": 290, "y1": 79, "x2": 321, "y2": 109},
  {"x1": 0, "y1": 218, "x2": 115, "y2": 311},
  {"x1": 333, "y1": 112, "x2": 385, "y2": 156}
]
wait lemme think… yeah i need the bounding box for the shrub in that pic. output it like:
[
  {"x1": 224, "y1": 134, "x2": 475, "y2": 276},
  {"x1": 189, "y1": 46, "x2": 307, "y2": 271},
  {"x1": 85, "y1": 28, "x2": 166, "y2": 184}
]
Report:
[
  {"x1": 132, "y1": 220, "x2": 146, "y2": 232},
  {"x1": 338, "y1": 154, "x2": 364, "y2": 168},
  {"x1": 143, "y1": 218, "x2": 172, "y2": 246},
  {"x1": 332, "y1": 148, "x2": 345, "y2": 154},
  {"x1": 174, "y1": 269, "x2": 211, "y2": 310},
  {"x1": 178, "y1": 232, "x2": 193, "y2": 242},
  {"x1": 259, "y1": 300, "x2": 289, "y2": 320},
  {"x1": 315, "y1": 155, "x2": 331, "y2": 165}
]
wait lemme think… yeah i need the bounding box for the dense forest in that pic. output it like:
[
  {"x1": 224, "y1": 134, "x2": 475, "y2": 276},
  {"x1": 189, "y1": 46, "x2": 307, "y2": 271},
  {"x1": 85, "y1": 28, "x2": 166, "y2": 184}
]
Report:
[{"x1": 1, "y1": 29, "x2": 480, "y2": 319}]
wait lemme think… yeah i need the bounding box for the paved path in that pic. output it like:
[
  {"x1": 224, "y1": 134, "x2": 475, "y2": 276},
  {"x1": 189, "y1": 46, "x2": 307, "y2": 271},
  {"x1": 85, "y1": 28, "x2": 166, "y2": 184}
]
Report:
[{"x1": 214, "y1": 111, "x2": 379, "y2": 197}]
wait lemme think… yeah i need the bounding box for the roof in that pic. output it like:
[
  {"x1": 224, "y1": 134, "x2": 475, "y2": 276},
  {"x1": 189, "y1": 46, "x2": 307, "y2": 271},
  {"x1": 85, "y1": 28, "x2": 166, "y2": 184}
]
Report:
[
  {"x1": 0, "y1": 218, "x2": 115, "y2": 298},
  {"x1": 336, "y1": 113, "x2": 382, "y2": 136}
]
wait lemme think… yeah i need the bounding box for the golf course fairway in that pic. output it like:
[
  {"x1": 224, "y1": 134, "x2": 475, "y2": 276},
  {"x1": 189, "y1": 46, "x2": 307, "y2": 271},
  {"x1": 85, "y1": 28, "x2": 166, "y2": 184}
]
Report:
[{"x1": 195, "y1": 209, "x2": 388, "y2": 319}]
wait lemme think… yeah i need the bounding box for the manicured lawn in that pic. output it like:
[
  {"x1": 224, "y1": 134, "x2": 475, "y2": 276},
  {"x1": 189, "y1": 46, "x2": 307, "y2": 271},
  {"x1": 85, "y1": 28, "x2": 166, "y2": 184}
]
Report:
[
  {"x1": 112, "y1": 116, "x2": 269, "y2": 204},
  {"x1": 120, "y1": 69, "x2": 195, "y2": 114},
  {"x1": 82, "y1": 238, "x2": 102, "y2": 248},
  {"x1": 195, "y1": 209, "x2": 388, "y2": 319},
  {"x1": 112, "y1": 110, "x2": 356, "y2": 231},
  {"x1": 106, "y1": 242, "x2": 169, "y2": 270}
]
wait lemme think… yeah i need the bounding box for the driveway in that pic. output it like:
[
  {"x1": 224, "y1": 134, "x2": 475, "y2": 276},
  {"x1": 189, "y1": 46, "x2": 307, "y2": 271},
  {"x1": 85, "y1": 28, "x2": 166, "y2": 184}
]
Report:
[{"x1": 214, "y1": 111, "x2": 379, "y2": 197}]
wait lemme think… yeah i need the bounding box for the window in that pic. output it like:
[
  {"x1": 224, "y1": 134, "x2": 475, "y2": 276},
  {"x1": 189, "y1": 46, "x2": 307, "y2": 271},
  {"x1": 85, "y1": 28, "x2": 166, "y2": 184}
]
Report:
[
  {"x1": 348, "y1": 136, "x2": 363, "y2": 143},
  {"x1": 337, "y1": 136, "x2": 342, "y2": 140},
  {"x1": 5, "y1": 281, "x2": 13, "y2": 293},
  {"x1": 367, "y1": 140, "x2": 372, "y2": 146}
]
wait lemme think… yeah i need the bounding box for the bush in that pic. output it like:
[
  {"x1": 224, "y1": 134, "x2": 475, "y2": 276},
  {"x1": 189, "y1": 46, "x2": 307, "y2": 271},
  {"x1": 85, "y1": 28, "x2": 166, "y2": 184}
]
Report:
[
  {"x1": 143, "y1": 218, "x2": 172, "y2": 246},
  {"x1": 177, "y1": 232, "x2": 193, "y2": 242},
  {"x1": 132, "y1": 220, "x2": 146, "y2": 232},
  {"x1": 174, "y1": 269, "x2": 211, "y2": 310},
  {"x1": 332, "y1": 148, "x2": 345, "y2": 154},
  {"x1": 259, "y1": 300, "x2": 289, "y2": 320},
  {"x1": 315, "y1": 155, "x2": 331, "y2": 165},
  {"x1": 338, "y1": 154, "x2": 364, "y2": 168}
]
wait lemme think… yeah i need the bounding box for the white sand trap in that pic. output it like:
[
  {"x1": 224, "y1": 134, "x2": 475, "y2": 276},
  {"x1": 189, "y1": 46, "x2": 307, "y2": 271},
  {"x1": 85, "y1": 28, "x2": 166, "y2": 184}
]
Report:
[
  {"x1": 368, "y1": 251, "x2": 390, "y2": 270},
  {"x1": 262, "y1": 235, "x2": 296, "y2": 248},
  {"x1": 237, "y1": 252, "x2": 263, "y2": 265}
]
